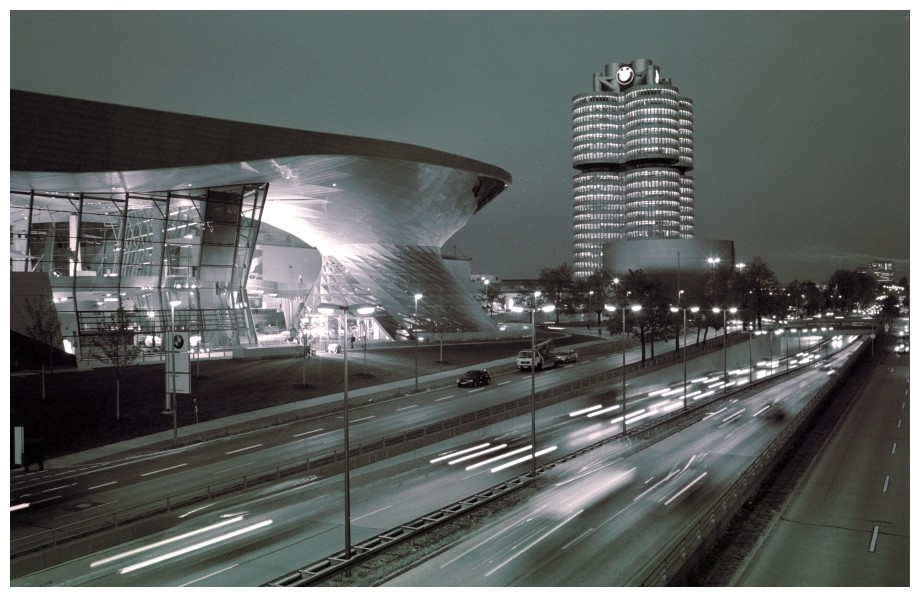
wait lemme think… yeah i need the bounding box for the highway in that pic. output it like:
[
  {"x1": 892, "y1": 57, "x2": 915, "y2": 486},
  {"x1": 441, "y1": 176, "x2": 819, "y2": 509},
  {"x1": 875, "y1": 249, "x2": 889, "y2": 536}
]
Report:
[
  {"x1": 383, "y1": 340, "x2": 865, "y2": 586},
  {"x1": 732, "y1": 349, "x2": 909, "y2": 586},
  {"x1": 11, "y1": 331, "x2": 853, "y2": 586}
]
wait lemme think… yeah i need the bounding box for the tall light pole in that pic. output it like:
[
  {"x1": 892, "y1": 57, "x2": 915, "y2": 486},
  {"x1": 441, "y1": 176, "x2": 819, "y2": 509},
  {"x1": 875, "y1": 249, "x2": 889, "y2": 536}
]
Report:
[
  {"x1": 483, "y1": 279, "x2": 491, "y2": 318},
  {"x1": 413, "y1": 293, "x2": 422, "y2": 393},
  {"x1": 713, "y1": 306, "x2": 736, "y2": 382},
  {"x1": 511, "y1": 292, "x2": 554, "y2": 479},
  {"x1": 169, "y1": 300, "x2": 181, "y2": 447},
  {"x1": 318, "y1": 302, "x2": 376, "y2": 562},
  {"x1": 671, "y1": 305, "x2": 699, "y2": 409},
  {"x1": 606, "y1": 303, "x2": 641, "y2": 431}
]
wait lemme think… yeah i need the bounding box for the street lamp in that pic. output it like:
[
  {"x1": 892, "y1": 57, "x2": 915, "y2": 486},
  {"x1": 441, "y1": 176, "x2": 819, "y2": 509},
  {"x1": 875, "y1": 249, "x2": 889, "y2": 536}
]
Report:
[
  {"x1": 483, "y1": 279, "x2": 491, "y2": 318},
  {"x1": 671, "y1": 305, "x2": 699, "y2": 409},
  {"x1": 317, "y1": 302, "x2": 376, "y2": 562},
  {"x1": 511, "y1": 291, "x2": 554, "y2": 479},
  {"x1": 413, "y1": 293, "x2": 423, "y2": 392},
  {"x1": 168, "y1": 299, "x2": 181, "y2": 447},
  {"x1": 605, "y1": 303, "x2": 642, "y2": 431},
  {"x1": 712, "y1": 306, "x2": 737, "y2": 382}
]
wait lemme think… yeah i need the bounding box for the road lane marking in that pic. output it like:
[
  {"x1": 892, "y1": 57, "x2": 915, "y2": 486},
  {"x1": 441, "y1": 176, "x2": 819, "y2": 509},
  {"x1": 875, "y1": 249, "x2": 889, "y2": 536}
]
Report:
[
  {"x1": 498, "y1": 381, "x2": 512, "y2": 386},
  {"x1": 882, "y1": 475, "x2": 890, "y2": 493},
  {"x1": 897, "y1": 419, "x2": 902, "y2": 429},
  {"x1": 562, "y1": 527, "x2": 596, "y2": 551},
  {"x1": 396, "y1": 404, "x2": 418, "y2": 411},
  {"x1": 293, "y1": 428, "x2": 324, "y2": 438},
  {"x1": 40, "y1": 483, "x2": 77, "y2": 493},
  {"x1": 435, "y1": 395, "x2": 455, "y2": 401},
  {"x1": 88, "y1": 481, "x2": 118, "y2": 490},
  {"x1": 351, "y1": 416, "x2": 375, "y2": 423},
  {"x1": 226, "y1": 444, "x2": 262, "y2": 455},
  {"x1": 181, "y1": 563, "x2": 239, "y2": 586},
  {"x1": 140, "y1": 463, "x2": 188, "y2": 477},
  {"x1": 869, "y1": 525, "x2": 880, "y2": 552},
  {"x1": 353, "y1": 504, "x2": 392, "y2": 521},
  {"x1": 891, "y1": 442, "x2": 897, "y2": 455}
]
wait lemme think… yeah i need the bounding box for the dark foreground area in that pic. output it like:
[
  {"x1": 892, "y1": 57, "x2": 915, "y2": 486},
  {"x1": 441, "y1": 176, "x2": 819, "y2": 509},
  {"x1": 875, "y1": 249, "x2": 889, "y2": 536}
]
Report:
[{"x1": 11, "y1": 336, "x2": 563, "y2": 462}]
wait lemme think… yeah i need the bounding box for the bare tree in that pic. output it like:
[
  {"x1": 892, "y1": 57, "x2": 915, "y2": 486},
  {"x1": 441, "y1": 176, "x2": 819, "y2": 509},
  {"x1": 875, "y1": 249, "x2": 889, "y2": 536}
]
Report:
[
  {"x1": 93, "y1": 307, "x2": 142, "y2": 420},
  {"x1": 24, "y1": 290, "x2": 60, "y2": 373}
]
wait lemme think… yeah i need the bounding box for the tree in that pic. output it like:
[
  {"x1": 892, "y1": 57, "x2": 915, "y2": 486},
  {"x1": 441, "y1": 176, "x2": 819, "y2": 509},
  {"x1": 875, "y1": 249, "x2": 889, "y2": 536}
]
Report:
[
  {"x1": 737, "y1": 256, "x2": 781, "y2": 330},
  {"x1": 475, "y1": 282, "x2": 502, "y2": 318},
  {"x1": 93, "y1": 307, "x2": 142, "y2": 420},
  {"x1": 622, "y1": 269, "x2": 668, "y2": 363},
  {"x1": 291, "y1": 328, "x2": 316, "y2": 386},
  {"x1": 825, "y1": 269, "x2": 878, "y2": 313},
  {"x1": 426, "y1": 304, "x2": 463, "y2": 364},
  {"x1": 538, "y1": 263, "x2": 576, "y2": 324},
  {"x1": 583, "y1": 269, "x2": 613, "y2": 330},
  {"x1": 24, "y1": 290, "x2": 61, "y2": 374}
]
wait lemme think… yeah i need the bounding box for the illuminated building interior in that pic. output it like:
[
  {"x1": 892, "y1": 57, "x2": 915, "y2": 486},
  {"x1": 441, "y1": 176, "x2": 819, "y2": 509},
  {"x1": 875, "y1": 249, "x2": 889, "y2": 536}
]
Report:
[
  {"x1": 572, "y1": 58, "x2": 695, "y2": 278},
  {"x1": 10, "y1": 91, "x2": 511, "y2": 361}
]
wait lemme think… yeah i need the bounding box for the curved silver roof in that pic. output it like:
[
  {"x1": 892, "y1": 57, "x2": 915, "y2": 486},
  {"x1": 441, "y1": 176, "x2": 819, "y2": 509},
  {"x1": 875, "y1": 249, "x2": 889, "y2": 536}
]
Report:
[{"x1": 11, "y1": 90, "x2": 512, "y2": 335}]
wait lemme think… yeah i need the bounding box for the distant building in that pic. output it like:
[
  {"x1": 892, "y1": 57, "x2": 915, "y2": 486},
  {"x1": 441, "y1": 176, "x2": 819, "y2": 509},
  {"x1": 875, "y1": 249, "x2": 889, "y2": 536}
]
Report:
[
  {"x1": 857, "y1": 260, "x2": 896, "y2": 284},
  {"x1": 572, "y1": 58, "x2": 695, "y2": 278}
]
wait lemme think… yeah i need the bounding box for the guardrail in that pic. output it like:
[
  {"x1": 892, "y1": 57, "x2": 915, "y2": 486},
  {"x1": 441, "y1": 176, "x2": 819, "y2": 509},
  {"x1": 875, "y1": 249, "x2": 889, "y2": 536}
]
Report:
[
  {"x1": 263, "y1": 339, "x2": 847, "y2": 587},
  {"x1": 5, "y1": 330, "x2": 780, "y2": 565},
  {"x1": 634, "y1": 338, "x2": 868, "y2": 586}
]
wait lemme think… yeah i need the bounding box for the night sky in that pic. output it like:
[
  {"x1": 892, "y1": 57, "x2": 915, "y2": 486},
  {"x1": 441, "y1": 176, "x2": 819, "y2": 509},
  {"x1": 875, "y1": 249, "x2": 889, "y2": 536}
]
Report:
[{"x1": 9, "y1": 8, "x2": 911, "y2": 285}]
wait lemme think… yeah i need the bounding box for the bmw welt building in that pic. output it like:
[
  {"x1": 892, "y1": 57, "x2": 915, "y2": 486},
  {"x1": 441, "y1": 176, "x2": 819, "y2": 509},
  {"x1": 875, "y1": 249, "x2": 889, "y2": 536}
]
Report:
[{"x1": 10, "y1": 91, "x2": 511, "y2": 363}]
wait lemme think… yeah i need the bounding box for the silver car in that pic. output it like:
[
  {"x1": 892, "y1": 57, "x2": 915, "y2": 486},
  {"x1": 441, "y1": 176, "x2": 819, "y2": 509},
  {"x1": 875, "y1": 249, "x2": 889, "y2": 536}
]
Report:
[{"x1": 555, "y1": 349, "x2": 578, "y2": 364}]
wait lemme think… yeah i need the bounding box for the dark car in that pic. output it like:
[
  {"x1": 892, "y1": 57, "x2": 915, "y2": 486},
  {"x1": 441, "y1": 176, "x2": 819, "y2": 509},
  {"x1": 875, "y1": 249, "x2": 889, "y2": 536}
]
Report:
[
  {"x1": 457, "y1": 369, "x2": 491, "y2": 387},
  {"x1": 555, "y1": 349, "x2": 578, "y2": 364}
]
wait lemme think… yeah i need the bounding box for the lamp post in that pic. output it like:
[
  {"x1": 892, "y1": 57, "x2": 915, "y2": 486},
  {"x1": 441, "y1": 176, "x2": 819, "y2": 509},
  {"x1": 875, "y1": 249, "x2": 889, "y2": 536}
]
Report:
[
  {"x1": 414, "y1": 293, "x2": 422, "y2": 393},
  {"x1": 713, "y1": 306, "x2": 737, "y2": 382},
  {"x1": 511, "y1": 292, "x2": 554, "y2": 479},
  {"x1": 483, "y1": 279, "x2": 491, "y2": 318},
  {"x1": 671, "y1": 305, "x2": 699, "y2": 409},
  {"x1": 605, "y1": 303, "x2": 642, "y2": 431},
  {"x1": 318, "y1": 302, "x2": 376, "y2": 562},
  {"x1": 169, "y1": 300, "x2": 181, "y2": 447}
]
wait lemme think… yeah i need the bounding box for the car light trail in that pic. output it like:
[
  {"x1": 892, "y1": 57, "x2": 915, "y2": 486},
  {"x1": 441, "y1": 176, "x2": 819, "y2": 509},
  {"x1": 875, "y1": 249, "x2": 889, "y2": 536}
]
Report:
[
  {"x1": 88, "y1": 481, "x2": 118, "y2": 490},
  {"x1": 430, "y1": 443, "x2": 491, "y2": 463},
  {"x1": 663, "y1": 472, "x2": 708, "y2": 506},
  {"x1": 703, "y1": 407, "x2": 727, "y2": 421},
  {"x1": 10, "y1": 503, "x2": 29, "y2": 512},
  {"x1": 721, "y1": 409, "x2": 746, "y2": 424},
  {"x1": 447, "y1": 444, "x2": 508, "y2": 465},
  {"x1": 489, "y1": 446, "x2": 557, "y2": 473},
  {"x1": 466, "y1": 445, "x2": 532, "y2": 470},
  {"x1": 92, "y1": 516, "x2": 244, "y2": 567},
  {"x1": 648, "y1": 387, "x2": 670, "y2": 397},
  {"x1": 569, "y1": 405, "x2": 603, "y2": 417},
  {"x1": 586, "y1": 404, "x2": 621, "y2": 418},
  {"x1": 625, "y1": 409, "x2": 659, "y2": 425},
  {"x1": 119, "y1": 519, "x2": 273, "y2": 574},
  {"x1": 485, "y1": 508, "x2": 582, "y2": 577}
]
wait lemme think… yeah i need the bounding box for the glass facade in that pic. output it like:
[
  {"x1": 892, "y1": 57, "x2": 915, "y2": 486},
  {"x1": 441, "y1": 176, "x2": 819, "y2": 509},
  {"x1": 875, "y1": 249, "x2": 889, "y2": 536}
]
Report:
[
  {"x1": 10, "y1": 184, "x2": 267, "y2": 358},
  {"x1": 572, "y1": 58, "x2": 694, "y2": 278}
]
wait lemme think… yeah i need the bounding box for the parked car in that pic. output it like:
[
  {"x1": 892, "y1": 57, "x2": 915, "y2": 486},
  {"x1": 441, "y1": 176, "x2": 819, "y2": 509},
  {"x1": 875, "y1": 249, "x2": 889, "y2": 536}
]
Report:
[
  {"x1": 555, "y1": 349, "x2": 578, "y2": 364},
  {"x1": 457, "y1": 369, "x2": 491, "y2": 387}
]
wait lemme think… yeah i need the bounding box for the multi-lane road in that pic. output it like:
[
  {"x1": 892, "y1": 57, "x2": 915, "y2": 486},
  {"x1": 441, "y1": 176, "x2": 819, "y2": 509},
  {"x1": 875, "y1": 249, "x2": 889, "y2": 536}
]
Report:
[{"x1": 11, "y1": 331, "x2": 867, "y2": 586}]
